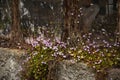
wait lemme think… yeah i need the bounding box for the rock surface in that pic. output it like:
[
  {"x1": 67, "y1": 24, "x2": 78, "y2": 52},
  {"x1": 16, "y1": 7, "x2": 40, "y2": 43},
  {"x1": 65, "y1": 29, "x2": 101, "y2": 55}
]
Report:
[
  {"x1": 107, "y1": 68, "x2": 120, "y2": 80},
  {"x1": 48, "y1": 60, "x2": 96, "y2": 80},
  {"x1": 0, "y1": 48, "x2": 26, "y2": 80},
  {"x1": 1, "y1": 47, "x2": 120, "y2": 80},
  {"x1": 83, "y1": 4, "x2": 100, "y2": 32}
]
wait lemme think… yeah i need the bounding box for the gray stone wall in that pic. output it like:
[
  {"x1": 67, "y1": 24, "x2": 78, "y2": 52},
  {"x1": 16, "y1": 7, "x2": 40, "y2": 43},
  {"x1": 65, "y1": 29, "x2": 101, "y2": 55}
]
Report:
[
  {"x1": 0, "y1": 48, "x2": 120, "y2": 80},
  {"x1": 0, "y1": 48, "x2": 26, "y2": 80},
  {"x1": 107, "y1": 68, "x2": 120, "y2": 80},
  {"x1": 48, "y1": 60, "x2": 96, "y2": 80}
]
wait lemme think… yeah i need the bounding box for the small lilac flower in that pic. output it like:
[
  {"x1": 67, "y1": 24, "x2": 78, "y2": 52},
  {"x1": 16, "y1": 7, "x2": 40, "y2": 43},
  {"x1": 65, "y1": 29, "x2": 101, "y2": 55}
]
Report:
[
  {"x1": 58, "y1": 52, "x2": 64, "y2": 56},
  {"x1": 79, "y1": 7, "x2": 82, "y2": 10},
  {"x1": 84, "y1": 48, "x2": 87, "y2": 51},
  {"x1": 45, "y1": 42, "x2": 53, "y2": 48},
  {"x1": 70, "y1": 59, "x2": 76, "y2": 63},
  {"x1": 60, "y1": 42, "x2": 66, "y2": 48},
  {"x1": 52, "y1": 52, "x2": 57, "y2": 57},
  {"x1": 89, "y1": 43, "x2": 93, "y2": 46},
  {"x1": 97, "y1": 37, "x2": 100, "y2": 39},
  {"x1": 83, "y1": 35, "x2": 86, "y2": 38},
  {"x1": 42, "y1": 40, "x2": 48, "y2": 45},
  {"x1": 98, "y1": 60, "x2": 102, "y2": 64},
  {"x1": 88, "y1": 33, "x2": 92, "y2": 35},
  {"x1": 36, "y1": 36, "x2": 41, "y2": 41},
  {"x1": 114, "y1": 43, "x2": 117, "y2": 46},
  {"x1": 93, "y1": 45, "x2": 96, "y2": 48},
  {"x1": 41, "y1": 61, "x2": 46, "y2": 64},
  {"x1": 67, "y1": 37, "x2": 70, "y2": 40},
  {"x1": 90, "y1": 3, "x2": 94, "y2": 5},
  {"x1": 70, "y1": 47, "x2": 73, "y2": 50},
  {"x1": 55, "y1": 37, "x2": 61, "y2": 44},
  {"x1": 43, "y1": 46, "x2": 47, "y2": 50},
  {"x1": 52, "y1": 46, "x2": 58, "y2": 51},
  {"x1": 33, "y1": 51, "x2": 38, "y2": 56},
  {"x1": 31, "y1": 40, "x2": 39, "y2": 47},
  {"x1": 101, "y1": 28, "x2": 106, "y2": 31},
  {"x1": 92, "y1": 41, "x2": 96, "y2": 44},
  {"x1": 86, "y1": 46, "x2": 90, "y2": 49},
  {"x1": 63, "y1": 55, "x2": 67, "y2": 58}
]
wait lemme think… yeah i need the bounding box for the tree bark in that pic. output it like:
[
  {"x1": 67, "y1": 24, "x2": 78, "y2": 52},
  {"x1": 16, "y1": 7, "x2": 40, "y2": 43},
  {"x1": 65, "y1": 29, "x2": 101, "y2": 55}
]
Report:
[
  {"x1": 62, "y1": 0, "x2": 71, "y2": 42},
  {"x1": 62, "y1": 0, "x2": 80, "y2": 42},
  {"x1": 11, "y1": 0, "x2": 23, "y2": 43},
  {"x1": 118, "y1": 0, "x2": 120, "y2": 42}
]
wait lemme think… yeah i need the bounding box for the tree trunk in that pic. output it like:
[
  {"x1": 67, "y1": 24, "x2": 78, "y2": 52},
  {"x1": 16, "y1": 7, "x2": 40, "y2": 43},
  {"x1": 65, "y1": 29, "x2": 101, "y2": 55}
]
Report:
[
  {"x1": 62, "y1": 0, "x2": 80, "y2": 43},
  {"x1": 62, "y1": 0, "x2": 71, "y2": 42},
  {"x1": 118, "y1": 0, "x2": 120, "y2": 42},
  {"x1": 11, "y1": 0, "x2": 23, "y2": 43}
]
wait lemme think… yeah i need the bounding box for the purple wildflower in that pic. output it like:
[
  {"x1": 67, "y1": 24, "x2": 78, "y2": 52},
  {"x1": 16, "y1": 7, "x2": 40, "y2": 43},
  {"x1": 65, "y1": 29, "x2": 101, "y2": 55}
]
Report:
[
  {"x1": 52, "y1": 46, "x2": 58, "y2": 51},
  {"x1": 31, "y1": 40, "x2": 39, "y2": 47}
]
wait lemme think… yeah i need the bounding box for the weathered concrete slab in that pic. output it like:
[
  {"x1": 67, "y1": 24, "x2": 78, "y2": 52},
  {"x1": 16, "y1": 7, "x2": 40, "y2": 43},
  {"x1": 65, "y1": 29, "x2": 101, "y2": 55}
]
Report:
[{"x1": 0, "y1": 48, "x2": 26, "y2": 80}]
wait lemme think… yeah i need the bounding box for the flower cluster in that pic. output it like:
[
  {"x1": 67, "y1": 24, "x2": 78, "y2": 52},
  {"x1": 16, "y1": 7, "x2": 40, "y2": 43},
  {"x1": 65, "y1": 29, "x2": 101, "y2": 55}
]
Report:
[
  {"x1": 23, "y1": 27, "x2": 120, "y2": 79},
  {"x1": 25, "y1": 35, "x2": 67, "y2": 58},
  {"x1": 23, "y1": 33, "x2": 70, "y2": 80}
]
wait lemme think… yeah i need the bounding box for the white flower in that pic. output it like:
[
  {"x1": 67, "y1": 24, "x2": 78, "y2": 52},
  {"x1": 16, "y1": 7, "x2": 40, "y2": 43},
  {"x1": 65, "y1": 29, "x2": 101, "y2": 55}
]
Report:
[
  {"x1": 43, "y1": 46, "x2": 47, "y2": 50},
  {"x1": 78, "y1": 50, "x2": 82, "y2": 53}
]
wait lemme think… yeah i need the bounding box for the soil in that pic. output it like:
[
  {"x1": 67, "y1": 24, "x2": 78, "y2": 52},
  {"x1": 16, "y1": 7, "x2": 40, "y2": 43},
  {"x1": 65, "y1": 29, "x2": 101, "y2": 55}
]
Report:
[{"x1": 0, "y1": 37, "x2": 30, "y2": 50}]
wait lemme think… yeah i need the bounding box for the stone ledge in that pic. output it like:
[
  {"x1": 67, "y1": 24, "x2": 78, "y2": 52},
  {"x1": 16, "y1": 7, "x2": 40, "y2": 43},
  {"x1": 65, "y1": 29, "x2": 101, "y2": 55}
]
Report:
[
  {"x1": 107, "y1": 68, "x2": 120, "y2": 80},
  {"x1": 0, "y1": 48, "x2": 26, "y2": 80},
  {"x1": 48, "y1": 60, "x2": 96, "y2": 80}
]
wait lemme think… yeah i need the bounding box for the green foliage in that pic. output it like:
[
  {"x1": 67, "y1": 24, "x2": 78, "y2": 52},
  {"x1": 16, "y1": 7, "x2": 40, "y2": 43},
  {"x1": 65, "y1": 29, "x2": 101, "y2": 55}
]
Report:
[
  {"x1": 22, "y1": 27, "x2": 120, "y2": 79},
  {"x1": 22, "y1": 35, "x2": 67, "y2": 80},
  {"x1": 0, "y1": 21, "x2": 4, "y2": 29},
  {"x1": 0, "y1": 16, "x2": 11, "y2": 29},
  {"x1": 69, "y1": 47, "x2": 120, "y2": 71},
  {"x1": 23, "y1": 47, "x2": 54, "y2": 80}
]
